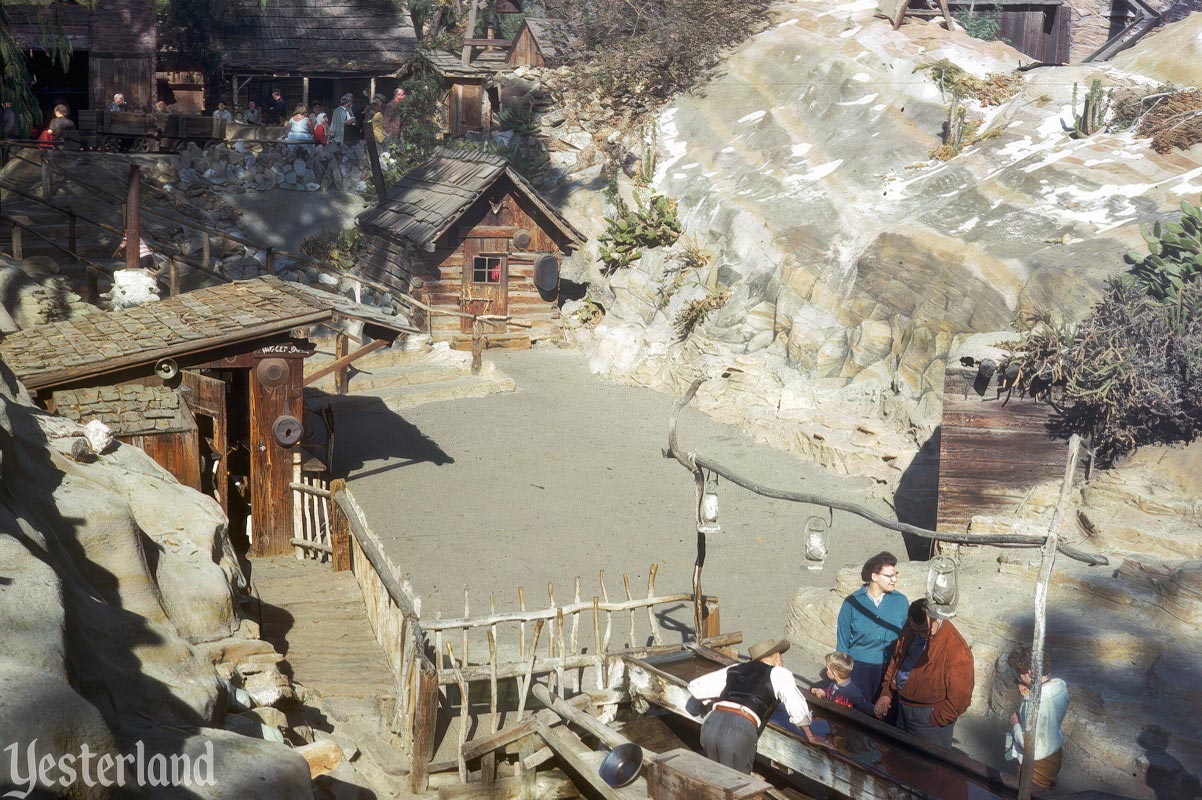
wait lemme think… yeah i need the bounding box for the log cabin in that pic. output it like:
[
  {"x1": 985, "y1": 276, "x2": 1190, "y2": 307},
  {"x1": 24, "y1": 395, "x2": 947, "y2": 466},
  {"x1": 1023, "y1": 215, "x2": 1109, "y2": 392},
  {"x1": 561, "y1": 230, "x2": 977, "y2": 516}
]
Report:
[
  {"x1": 405, "y1": 49, "x2": 498, "y2": 140},
  {"x1": 356, "y1": 147, "x2": 586, "y2": 348},
  {"x1": 209, "y1": 0, "x2": 417, "y2": 117},
  {"x1": 5, "y1": 0, "x2": 157, "y2": 121},
  {"x1": 0, "y1": 277, "x2": 415, "y2": 557}
]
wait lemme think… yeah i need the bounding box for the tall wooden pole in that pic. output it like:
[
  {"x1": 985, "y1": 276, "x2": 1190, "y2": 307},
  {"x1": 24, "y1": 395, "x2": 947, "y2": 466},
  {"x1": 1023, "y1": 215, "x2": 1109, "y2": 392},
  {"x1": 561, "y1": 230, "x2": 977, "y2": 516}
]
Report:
[
  {"x1": 1017, "y1": 434, "x2": 1081, "y2": 800},
  {"x1": 124, "y1": 164, "x2": 141, "y2": 271},
  {"x1": 364, "y1": 126, "x2": 387, "y2": 203}
]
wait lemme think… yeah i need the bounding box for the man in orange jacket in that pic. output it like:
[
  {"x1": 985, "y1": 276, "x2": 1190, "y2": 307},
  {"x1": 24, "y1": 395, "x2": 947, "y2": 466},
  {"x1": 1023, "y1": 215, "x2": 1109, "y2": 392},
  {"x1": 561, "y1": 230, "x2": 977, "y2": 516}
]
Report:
[{"x1": 874, "y1": 597, "x2": 974, "y2": 749}]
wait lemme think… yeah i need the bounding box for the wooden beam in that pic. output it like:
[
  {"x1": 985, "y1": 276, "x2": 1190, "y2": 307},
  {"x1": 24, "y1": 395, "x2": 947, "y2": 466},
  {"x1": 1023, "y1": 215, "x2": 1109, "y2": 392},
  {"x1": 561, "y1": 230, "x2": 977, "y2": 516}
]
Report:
[
  {"x1": 125, "y1": 163, "x2": 141, "y2": 271},
  {"x1": 437, "y1": 773, "x2": 580, "y2": 800},
  {"x1": 328, "y1": 478, "x2": 351, "y2": 571},
  {"x1": 533, "y1": 722, "x2": 647, "y2": 800},
  {"x1": 303, "y1": 338, "x2": 389, "y2": 386},
  {"x1": 460, "y1": 697, "x2": 588, "y2": 763}
]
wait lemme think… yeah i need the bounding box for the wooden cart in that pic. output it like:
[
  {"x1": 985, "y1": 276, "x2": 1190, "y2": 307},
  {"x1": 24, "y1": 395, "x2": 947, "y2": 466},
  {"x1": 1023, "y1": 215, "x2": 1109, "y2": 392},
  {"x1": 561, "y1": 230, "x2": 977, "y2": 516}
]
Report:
[{"x1": 77, "y1": 110, "x2": 227, "y2": 152}]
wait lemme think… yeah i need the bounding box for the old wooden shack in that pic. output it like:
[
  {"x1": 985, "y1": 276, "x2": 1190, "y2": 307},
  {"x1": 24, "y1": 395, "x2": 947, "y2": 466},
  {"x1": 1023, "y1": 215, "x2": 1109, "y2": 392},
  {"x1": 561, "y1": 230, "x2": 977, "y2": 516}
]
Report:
[
  {"x1": 356, "y1": 147, "x2": 586, "y2": 346},
  {"x1": 408, "y1": 50, "x2": 497, "y2": 140},
  {"x1": 209, "y1": 0, "x2": 417, "y2": 116},
  {"x1": 935, "y1": 360, "x2": 1084, "y2": 533},
  {"x1": 507, "y1": 18, "x2": 573, "y2": 68},
  {"x1": 946, "y1": 0, "x2": 1071, "y2": 63},
  {"x1": 6, "y1": 0, "x2": 157, "y2": 120},
  {"x1": 0, "y1": 277, "x2": 415, "y2": 557}
]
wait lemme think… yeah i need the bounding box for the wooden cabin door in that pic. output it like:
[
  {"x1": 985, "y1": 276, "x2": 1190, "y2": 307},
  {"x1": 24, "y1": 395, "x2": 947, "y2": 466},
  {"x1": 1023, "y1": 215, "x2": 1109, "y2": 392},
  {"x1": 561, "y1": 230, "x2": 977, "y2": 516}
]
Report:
[
  {"x1": 179, "y1": 370, "x2": 229, "y2": 518},
  {"x1": 461, "y1": 237, "x2": 509, "y2": 334}
]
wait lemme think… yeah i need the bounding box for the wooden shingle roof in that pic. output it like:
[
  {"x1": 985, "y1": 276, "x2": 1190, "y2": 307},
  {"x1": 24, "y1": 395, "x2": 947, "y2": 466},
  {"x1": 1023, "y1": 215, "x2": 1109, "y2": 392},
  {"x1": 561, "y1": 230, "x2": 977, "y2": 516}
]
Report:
[
  {"x1": 357, "y1": 147, "x2": 586, "y2": 251},
  {"x1": 213, "y1": 0, "x2": 417, "y2": 76},
  {"x1": 0, "y1": 277, "x2": 415, "y2": 390},
  {"x1": 53, "y1": 385, "x2": 192, "y2": 436},
  {"x1": 418, "y1": 49, "x2": 494, "y2": 78}
]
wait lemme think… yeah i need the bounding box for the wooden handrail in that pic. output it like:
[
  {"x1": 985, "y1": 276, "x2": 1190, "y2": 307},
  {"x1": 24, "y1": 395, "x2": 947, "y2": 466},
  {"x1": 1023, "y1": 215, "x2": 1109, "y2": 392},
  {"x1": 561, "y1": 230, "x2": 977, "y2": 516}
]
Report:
[
  {"x1": 331, "y1": 485, "x2": 420, "y2": 620},
  {"x1": 0, "y1": 212, "x2": 114, "y2": 276},
  {"x1": 424, "y1": 593, "x2": 695, "y2": 631},
  {"x1": 290, "y1": 481, "x2": 332, "y2": 498}
]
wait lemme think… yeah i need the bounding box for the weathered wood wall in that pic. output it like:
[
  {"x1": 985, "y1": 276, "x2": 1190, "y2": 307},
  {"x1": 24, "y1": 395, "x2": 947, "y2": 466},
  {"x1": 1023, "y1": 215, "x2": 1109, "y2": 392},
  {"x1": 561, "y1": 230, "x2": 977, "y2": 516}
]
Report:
[
  {"x1": 125, "y1": 428, "x2": 202, "y2": 490},
  {"x1": 935, "y1": 366, "x2": 1081, "y2": 533},
  {"x1": 89, "y1": 0, "x2": 157, "y2": 110},
  {"x1": 507, "y1": 27, "x2": 544, "y2": 67},
  {"x1": 248, "y1": 358, "x2": 305, "y2": 556}
]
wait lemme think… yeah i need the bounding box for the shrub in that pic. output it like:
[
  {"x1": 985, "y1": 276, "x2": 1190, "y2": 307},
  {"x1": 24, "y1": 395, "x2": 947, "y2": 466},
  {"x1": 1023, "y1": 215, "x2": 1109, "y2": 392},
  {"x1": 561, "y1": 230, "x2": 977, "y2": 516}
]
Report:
[
  {"x1": 954, "y1": 7, "x2": 1004, "y2": 41},
  {"x1": 1004, "y1": 198, "x2": 1202, "y2": 465},
  {"x1": 674, "y1": 288, "x2": 732, "y2": 341},
  {"x1": 559, "y1": 0, "x2": 772, "y2": 111},
  {"x1": 1136, "y1": 88, "x2": 1202, "y2": 154},
  {"x1": 300, "y1": 228, "x2": 365, "y2": 272},
  {"x1": 597, "y1": 192, "x2": 682, "y2": 273},
  {"x1": 1124, "y1": 199, "x2": 1202, "y2": 302}
]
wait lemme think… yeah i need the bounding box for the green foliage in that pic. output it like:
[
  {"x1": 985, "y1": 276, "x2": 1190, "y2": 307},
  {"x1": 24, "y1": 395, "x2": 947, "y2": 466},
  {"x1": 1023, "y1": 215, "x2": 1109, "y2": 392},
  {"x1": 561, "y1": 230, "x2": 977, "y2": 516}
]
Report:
[
  {"x1": 1005, "y1": 198, "x2": 1202, "y2": 465},
  {"x1": 597, "y1": 192, "x2": 682, "y2": 273},
  {"x1": 361, "y1": 61, "x2": 445, "y2": 202},
  {"x1": 495, "y1": 102, "x2": 540, "y2": 137},
  {"x1": 954, "y1": 8, "x2": 1004, "y2": 41},
  {"x1": 1124, "y1": 198, "x2": 1202, "y2": 302},
  {"x1": 1069, "y1": 80, "x2": 1109, "y2": 139}
]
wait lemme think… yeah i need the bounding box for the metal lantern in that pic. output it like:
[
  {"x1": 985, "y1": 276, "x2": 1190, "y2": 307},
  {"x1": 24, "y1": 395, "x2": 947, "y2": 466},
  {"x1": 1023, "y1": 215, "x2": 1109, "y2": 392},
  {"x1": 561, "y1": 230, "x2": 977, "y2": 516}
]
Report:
[
  {"x1": 926, "y1": 554, "x2": 959, "y2": 617},
  {"x1": 697, "y1": 470, "x2": 721, "y2": 535},
  {"x1": 802, "y1": 516, "x2": 829, "y2": 570}
]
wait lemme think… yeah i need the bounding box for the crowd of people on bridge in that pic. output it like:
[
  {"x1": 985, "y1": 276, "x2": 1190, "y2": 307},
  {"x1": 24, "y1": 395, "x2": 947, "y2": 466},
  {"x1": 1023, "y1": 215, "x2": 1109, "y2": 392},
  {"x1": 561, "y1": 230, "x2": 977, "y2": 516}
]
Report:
[{"x1": 688, "y1": 551, "x2": 1069, "y2": 790}]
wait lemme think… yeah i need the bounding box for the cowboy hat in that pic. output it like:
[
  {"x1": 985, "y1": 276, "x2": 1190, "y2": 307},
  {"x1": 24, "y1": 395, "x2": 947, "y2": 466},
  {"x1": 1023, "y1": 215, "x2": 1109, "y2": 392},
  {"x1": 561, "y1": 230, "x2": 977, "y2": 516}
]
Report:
[{"x1": 748, "y1": 639, "x2": 790, "y2": 661}]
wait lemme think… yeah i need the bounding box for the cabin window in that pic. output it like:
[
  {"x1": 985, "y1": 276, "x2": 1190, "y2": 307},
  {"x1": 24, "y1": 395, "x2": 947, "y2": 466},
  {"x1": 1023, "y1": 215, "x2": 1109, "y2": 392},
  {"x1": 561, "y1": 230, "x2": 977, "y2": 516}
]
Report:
[{"x1": 472, "y1": 255, "x2": 504, "y2": 284}]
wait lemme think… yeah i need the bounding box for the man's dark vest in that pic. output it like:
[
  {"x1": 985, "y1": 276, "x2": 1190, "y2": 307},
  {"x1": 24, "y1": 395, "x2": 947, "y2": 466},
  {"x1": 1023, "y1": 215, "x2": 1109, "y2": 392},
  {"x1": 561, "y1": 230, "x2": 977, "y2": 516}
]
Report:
[{"x1": 719, "y1": 661, "x2": 780, "y2": 732}]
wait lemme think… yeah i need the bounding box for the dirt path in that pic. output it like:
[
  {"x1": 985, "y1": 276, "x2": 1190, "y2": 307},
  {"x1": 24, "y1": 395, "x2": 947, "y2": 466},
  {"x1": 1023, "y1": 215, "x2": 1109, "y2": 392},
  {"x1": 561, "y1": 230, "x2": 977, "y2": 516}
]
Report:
[{"x1": 338, "y1": 349, "x2": 905, "y2": 667}]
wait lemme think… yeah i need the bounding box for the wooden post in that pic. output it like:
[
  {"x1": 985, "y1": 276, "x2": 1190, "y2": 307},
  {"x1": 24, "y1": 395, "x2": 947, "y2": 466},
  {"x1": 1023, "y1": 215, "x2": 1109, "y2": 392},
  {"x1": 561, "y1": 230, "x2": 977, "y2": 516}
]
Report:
[
  {"x1": 471, "y1": 317, "x2": 484, "y2": 374},
  {"x1": 364, "y1": 123, "x2": 388, "y2": 202},
  {"x1": 693, "y1": 530, "x2": 707, "y2": 642},
  {"x1": 231, "y1": 75, "x2": 238, "y2": 109},
  {"x1": 10, "y1": 222, "x2": 22, "y2": 261},
  {"x1": 702, "y1": 596, "x2": 721, "y2": 640},
  {"x1": 41, "y1": 153, "x2": 52, "y2": 199},
  {"x1": 409, "y1": 663, "x2": 439, "y2": 793},
  {"x1": 335, "y1": 332, "x2": 350, "y2": 396},
  {"x1": 445, "y1": 643, "x2": 469, "y2": 783},
  {"x1": 67, "y1": 211, "x2": 77, "y2": 255},
  {"x1": 292, "y1": 452, "x2": 304, "y2": 560},
  {"x1": 1017, "y1": 434, "x2": 1081, "y2": 800},
  {"x1": 202, "y1": 232, "x2": 210, "y2": 270},
  {"x1": 369, "y1": 77, "x2": 377, "y2": 103},
  {"x1": 462, "y1": 0, "x2": 482, "y2": 64},
  {"x1": 168, "y1": 257, "x2": 180, "y2": 296},
  {"x1": 302, "y1": 77, "x2": 310, "y2": 108},
  {"x1": 265, "y1": 247, "x2": 275, "y2": 275},
  {"x1": 329, "y1": 478, "x2": 351, "y2": 571},
  {"x1": 125, "y1": 164, "x2": 141, "y2": 271},
  {"x1": 85, "y1": 268, "x2": 99, "y2": 305}
]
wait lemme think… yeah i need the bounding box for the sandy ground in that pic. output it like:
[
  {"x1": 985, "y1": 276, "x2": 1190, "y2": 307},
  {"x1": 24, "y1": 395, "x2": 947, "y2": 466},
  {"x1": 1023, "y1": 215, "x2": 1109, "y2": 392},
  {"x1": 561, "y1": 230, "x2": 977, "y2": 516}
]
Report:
[{"x1": 337, "y1": 348, "x2": 906, "y2": 669}]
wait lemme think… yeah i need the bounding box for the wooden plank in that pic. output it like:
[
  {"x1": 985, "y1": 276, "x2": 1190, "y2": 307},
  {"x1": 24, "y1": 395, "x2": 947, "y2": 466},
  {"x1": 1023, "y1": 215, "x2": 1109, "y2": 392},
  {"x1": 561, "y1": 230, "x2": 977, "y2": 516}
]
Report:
[
  {"x1": 438, "y1": 773, "x2": 580, "y2": 800},
  {"x1": 329, "y1": 479, "x2": 352, "y2": 571},
  {"x1": 534, "y1": 723, "x2": 648, "y2": 800},
  {"x1": 647, "y1": 748, "x2": 772, "y2": 800},
  {"x1": 461, "y1": 698, "x2": 588, "y2": 762},
  {"x1": 248, "y1": 357, "x2": 305, "y2": 556},
  {"x1": 410, "y1": 663, "x2": 440, "y2": 793}
]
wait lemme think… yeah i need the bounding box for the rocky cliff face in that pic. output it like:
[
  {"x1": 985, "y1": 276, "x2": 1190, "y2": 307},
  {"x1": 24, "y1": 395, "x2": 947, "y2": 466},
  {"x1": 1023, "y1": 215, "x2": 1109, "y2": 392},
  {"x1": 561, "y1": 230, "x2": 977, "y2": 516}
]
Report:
[
  {"x1": 0, "y1": 362, "x2": 311, "y2": 797},
  {"x1": 563, "y1": 4, "x2": 1202, "y2": 486}
]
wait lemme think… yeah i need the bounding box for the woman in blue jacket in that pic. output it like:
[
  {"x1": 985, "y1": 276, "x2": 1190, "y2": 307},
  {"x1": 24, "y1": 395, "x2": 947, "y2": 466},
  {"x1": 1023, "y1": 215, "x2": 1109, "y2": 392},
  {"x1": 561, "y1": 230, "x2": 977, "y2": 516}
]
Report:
[{"x1": 836, "y1": 551, "x2": 909, "y2": 702}]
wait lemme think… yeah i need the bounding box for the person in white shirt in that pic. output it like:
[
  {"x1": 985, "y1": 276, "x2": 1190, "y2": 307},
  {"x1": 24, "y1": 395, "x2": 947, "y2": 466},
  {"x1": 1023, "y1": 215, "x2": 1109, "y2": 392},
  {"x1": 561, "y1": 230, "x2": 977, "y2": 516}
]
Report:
[
  {"x1": 212, "y1": 101, "x2": 233, "y2": 123},
  {"x1": 688, "y1": 639, "x2": 828, "y2": 774}
]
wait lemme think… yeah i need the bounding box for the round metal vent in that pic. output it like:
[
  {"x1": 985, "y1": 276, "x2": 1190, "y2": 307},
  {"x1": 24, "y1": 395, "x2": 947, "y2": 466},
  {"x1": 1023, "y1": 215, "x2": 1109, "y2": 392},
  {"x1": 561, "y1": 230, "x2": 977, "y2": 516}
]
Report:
[
  {"x1": 534, "y1": 254, "x2": 561, "y2": 293},
  {"x1": 512, "y1": 228, "x2": 533, "y2": 249},
  {"x1": 272, "y1": 415, "x2": 303, "y2": 447},
  {"x1": 255, "y1": 358, "x2": 290, "y2": 387}
]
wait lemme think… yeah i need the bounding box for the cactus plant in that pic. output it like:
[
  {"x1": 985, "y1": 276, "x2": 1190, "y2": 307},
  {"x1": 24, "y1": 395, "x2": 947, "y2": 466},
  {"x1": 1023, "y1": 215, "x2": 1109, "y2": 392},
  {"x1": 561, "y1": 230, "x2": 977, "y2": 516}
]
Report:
[
  {"x1": 1069, "y1": 80, "x2": 1109, "y2": 139},
  {"x1": 597, "y1": 192, "x2": 682, "y2": 273},
  {"x1": 1124, "y1": 198, "x2": 1202, "y2": 302}
]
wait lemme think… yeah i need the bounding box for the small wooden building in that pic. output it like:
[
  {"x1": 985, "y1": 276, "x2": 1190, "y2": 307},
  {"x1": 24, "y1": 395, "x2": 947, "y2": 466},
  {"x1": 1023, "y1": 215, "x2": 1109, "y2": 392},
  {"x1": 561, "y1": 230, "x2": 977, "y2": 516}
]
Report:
[
  {"x1": 6, "y1": 0, "x2": 157, "y2": 119},
  {"x1": 210, "y1": 0, "x2": 417, "y2": 116},
  {"x1": 507, "y1": 18, "x2": 573, "y2": 68},
  {"x1": 0, "y1": 277, "x2": 415, "y2": 557},
  {"x1": 410, "y1": 49, "x2": 497, "y2": 139},
  {"x1": 357, "y1": 147, "x2": 585, "y2": 346}
]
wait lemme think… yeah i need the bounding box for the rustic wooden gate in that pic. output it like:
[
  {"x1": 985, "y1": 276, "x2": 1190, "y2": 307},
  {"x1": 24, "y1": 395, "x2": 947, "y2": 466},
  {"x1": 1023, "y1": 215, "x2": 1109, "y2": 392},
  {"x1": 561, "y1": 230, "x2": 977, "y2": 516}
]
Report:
[{"x1": 460, "y1": 237, "x2": 509, "y2": 334}]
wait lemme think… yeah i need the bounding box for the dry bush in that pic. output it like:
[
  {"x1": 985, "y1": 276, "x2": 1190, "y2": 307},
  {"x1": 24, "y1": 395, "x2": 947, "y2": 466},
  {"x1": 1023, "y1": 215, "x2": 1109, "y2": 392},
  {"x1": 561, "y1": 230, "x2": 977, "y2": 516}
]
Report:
[
  {"x1": 1136, "y1": 89, "x2": 1202, "y2": 153},
  {"x1": 558, "y1": 0, "x2": 772, "y2": 111},
  {"x1": 673, "y1": 289, "x2": 732, "y2": 341}
]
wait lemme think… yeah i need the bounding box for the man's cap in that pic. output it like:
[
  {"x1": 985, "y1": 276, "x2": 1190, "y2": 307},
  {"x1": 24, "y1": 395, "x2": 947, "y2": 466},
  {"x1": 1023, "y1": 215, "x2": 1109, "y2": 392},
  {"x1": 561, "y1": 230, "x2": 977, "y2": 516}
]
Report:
[{"x1": 748, "y1": 639, "x2": 790, "y2": 661}]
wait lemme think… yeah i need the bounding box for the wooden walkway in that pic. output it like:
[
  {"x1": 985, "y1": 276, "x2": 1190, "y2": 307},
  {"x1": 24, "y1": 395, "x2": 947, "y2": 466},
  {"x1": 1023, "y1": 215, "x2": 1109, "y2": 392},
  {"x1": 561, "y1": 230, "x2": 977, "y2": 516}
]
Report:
[{"x1": 251, "y1": 556, "x2": 396, "y2": 701}]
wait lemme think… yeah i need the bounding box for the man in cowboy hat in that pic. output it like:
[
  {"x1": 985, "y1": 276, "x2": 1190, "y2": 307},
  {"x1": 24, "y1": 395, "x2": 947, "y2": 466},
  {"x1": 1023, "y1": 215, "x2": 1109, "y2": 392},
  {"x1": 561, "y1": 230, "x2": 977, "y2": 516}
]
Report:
[{"x1": 687, "y1": 639, "x2": 828, "y2": 774}]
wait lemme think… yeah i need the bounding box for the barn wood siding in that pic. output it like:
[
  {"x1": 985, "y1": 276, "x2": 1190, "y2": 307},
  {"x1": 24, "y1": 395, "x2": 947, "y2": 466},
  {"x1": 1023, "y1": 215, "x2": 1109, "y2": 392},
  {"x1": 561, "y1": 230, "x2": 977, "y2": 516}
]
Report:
[
  {"x1": 508, "y1": 27, "x2": 544, "y2": 67},
  {"x1": 935, "y1": 367, "x2": 1082, "y2": 533},
  {"x1": 125, "y1": 429, "x2": 202, "y2": 491},
  {"x1": 248, "y1": 357, "x2": 305, "y2": 556},
  {"x1": 91, "y1": 57, "x2": 156, "y2": 111}
]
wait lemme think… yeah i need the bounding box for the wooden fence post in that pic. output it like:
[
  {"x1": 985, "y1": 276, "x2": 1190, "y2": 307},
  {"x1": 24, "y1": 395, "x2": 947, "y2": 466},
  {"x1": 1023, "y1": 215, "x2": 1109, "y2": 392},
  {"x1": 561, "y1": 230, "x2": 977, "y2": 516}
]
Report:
[
  {"x1": 702, "y1": 595, "x2": 721, "y2": 640},
  {"x1": 335, "y1": 333, "x2": 350, "y2": 396},
  {"x1": 471, "y1": 318, "x2": 483, "y2": 375},
  {"x1": 41, "y1": 153, "x2": 52, "y2": 199},
  {"x1": 10, "y1": 222, "x2": 23, "y2": 261},
  {"x1": 328, "y1": 478, "x2": 351, "y2": 571},
  {"x1": 409, "y1": 662, "x2": 439, "y2": 793},
  {"x1": 265, "y1": 247, "x2": 275, "y2": 275},
  {"x1": 202, "y1": 232, "x2": 211, "y2": 270},
  {"x1": 168, "y1": 257, "x2": 180, "y2": 296},
  {"x1": 86, "y1": 268, "x2": 99, "y2": 306}
]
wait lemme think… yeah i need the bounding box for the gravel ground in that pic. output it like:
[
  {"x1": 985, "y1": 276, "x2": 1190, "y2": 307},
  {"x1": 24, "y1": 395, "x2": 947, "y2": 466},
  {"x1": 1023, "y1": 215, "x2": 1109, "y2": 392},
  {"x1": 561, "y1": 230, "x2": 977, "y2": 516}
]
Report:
[{"x1": 337, "y1": 348, "x2": 907, "y2": 669}]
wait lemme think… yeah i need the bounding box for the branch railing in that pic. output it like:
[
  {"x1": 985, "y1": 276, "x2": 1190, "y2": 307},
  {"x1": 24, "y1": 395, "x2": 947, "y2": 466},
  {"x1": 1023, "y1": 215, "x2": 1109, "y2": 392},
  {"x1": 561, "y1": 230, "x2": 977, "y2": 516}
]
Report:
[{"x1": 290, "y1": 473, "x2": 332, "y2": 560}]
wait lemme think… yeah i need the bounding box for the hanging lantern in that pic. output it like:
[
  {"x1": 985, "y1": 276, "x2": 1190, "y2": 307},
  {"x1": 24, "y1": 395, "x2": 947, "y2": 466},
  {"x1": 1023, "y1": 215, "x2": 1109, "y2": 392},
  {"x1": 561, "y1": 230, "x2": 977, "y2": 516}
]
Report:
[
  {"x1": 926, "y1": 555, "x2": 959, "y2": 617},
  {"x1": 802, "y1": 516, "x2": 828, "y2": 570},
  {"x1": 697, "y1": 470, "x2": 721, "y2": 535}
]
